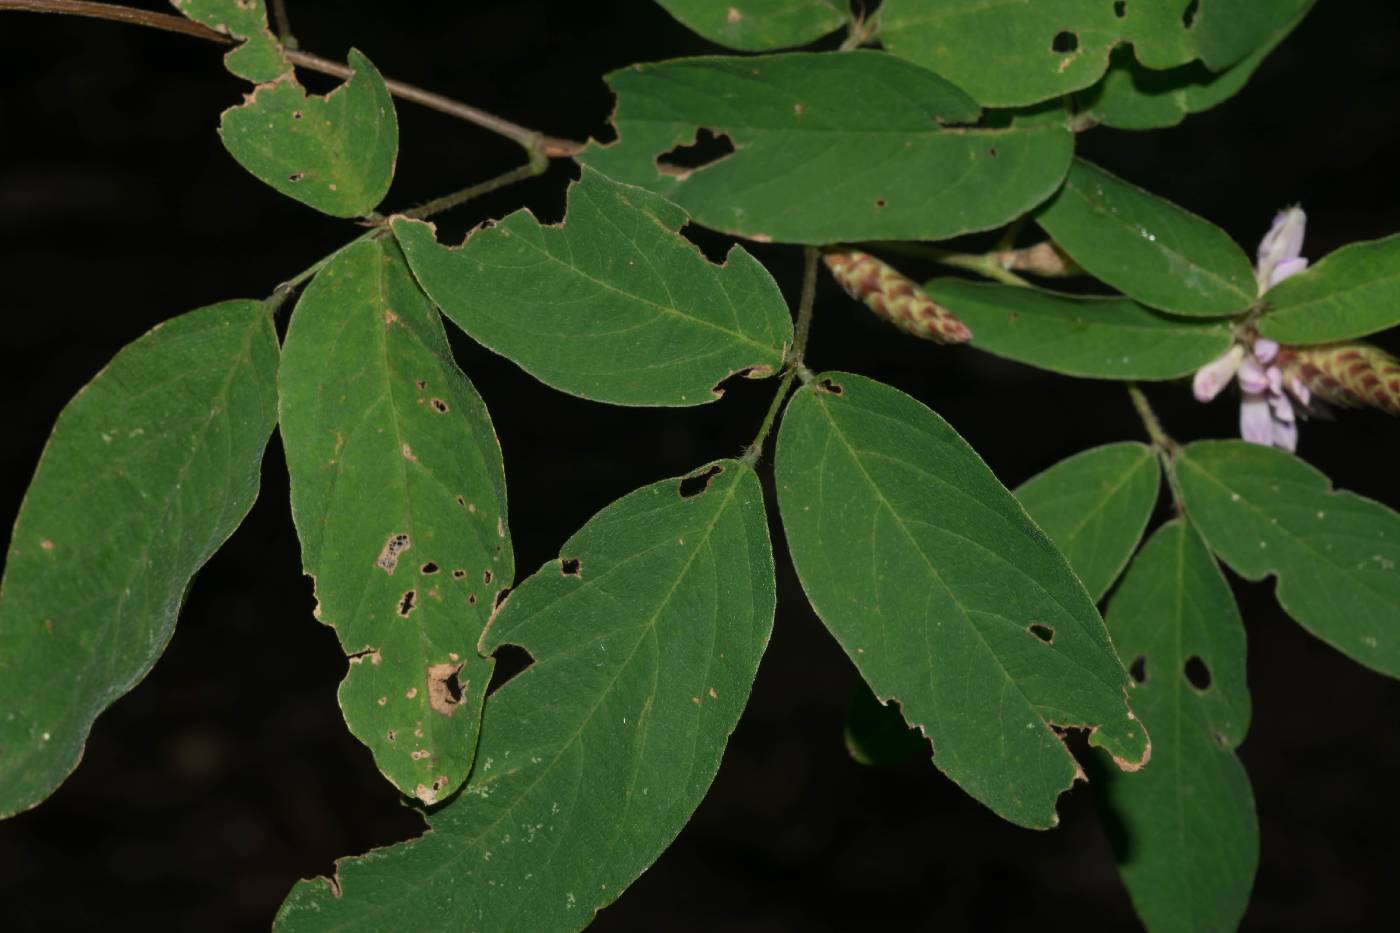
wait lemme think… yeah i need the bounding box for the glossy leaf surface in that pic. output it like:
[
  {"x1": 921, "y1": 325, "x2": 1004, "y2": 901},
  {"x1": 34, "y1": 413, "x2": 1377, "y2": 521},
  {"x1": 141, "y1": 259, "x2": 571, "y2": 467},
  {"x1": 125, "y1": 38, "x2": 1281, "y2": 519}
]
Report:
[
  {"x1": 1257, "y1": 234, "x2": 1400, "y2": 344},
  {"x1": 276, "y1": 461, "x2": 775, "y2": 931},
  {"x1": 1097, "y1": 519, "x2": 1256, "y2": 933},
  {"x1": 393, "y1": 168, "x2": 792, "y2": 407},
  {"x1": 1176, "y1": 441, "x2": 1400, "y2": 678},
  {"x1": 880, "y1": 0, "x2": 1311, "y2": 107},
  {"x1": 1036, "y1": 159, "x2": 1257, "y2": 316},
  {"x1": 279, "y1": 238, "x2": 511, "y2": 803},
  {"x1": 581, "y1": 51, "x2": 1074, "y2": 244},
  {"x1": 171, "y1": 0, "x2": 289, "y2": 83},
  {"x1": 1016, "y1": 442, "x2": 1161, "y2": 601},
  {"x1": 925, "y1": 278, "x2": 1233, "y2": 380},
  {"x1": 654, "y1": 0, "x2": 846, "y2": 50},
  {"x1": 775, "y1": 373, "x2": 1148, "y2": 828},
  {"x1": 0, "y1": 301, "x2": 279, "y2": 818},
  {"x1": 220, "y1": 49, "x2": 397, "y2": 217}
]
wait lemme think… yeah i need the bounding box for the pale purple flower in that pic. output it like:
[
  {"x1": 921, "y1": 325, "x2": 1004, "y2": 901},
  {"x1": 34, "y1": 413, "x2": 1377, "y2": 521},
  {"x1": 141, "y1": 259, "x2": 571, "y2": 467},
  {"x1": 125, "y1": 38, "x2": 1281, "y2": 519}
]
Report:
[
  {"x1": 1190, "y1": 207, "x2": 1312, "y2": 451},
  {"x1": 1255, "y1": 206, "x2": 1308, "y2": 294}
]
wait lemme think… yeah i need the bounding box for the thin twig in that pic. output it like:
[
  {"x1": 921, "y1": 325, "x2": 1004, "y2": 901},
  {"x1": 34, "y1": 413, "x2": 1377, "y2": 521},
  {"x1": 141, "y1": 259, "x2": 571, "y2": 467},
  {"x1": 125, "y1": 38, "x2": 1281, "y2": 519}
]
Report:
[
  {"x1": 397, "y1": 160, "x2": 545, "y2": 222},
  {"x1": 0, "y1": 0, "x2": 585, "y2": 158},
  {"x1": 268, "y1": 0, "x2": 296, "y2": 49},
  {"x1": 1127, "y1": 384, "x2": 1186, "y2": 512},
  {"x1": 740, "y1": 247, "x2": 822, "y2": 466}
]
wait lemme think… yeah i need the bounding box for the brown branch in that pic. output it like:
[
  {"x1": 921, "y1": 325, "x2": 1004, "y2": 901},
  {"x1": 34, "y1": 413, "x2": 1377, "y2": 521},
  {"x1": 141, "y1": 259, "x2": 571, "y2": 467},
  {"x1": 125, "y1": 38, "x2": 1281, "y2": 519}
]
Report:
[{"x1": 0, "y1": 0, "x2": 585, "y2": 158}]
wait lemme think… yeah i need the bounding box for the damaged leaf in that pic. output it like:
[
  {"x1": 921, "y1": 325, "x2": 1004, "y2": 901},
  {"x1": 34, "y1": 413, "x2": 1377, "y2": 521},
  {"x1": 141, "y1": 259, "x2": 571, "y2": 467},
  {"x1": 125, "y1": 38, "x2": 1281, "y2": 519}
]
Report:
[
  {"x1": 274, "y1": 461, "x2": 775, "y2": 931},
  {"x1": 220, "y1": 49, "x2": 398, "y2": 217},
  {"x1": 924, "y1": 278, "x2": 1233, "y2": 380},
  {"x1": 579, "y1": 51, "x2": 1074, "y2": 244},
  {"x1": 171, "y1": 0, "x2": 289, "y2": 84},
  {"x1": 654, "y1": 0, "x2": 846, "y2": 50},
  {"x1": 1079, "y1": 5, "x2": 1310, "y2": 131},
  {"x1": 844, "y1": 679, "x2": 930, "y2": 768},
  {"x1": 279, "y1": 238, "x2": 511, "y2": 802},
  {"x1": 1256, "y1": 233, "x2": 1400, "y2": 344},
  {"x1": 392, "y1": 167, "x2": 792, "y2": 406},
  {"x1": 1095, "y1": 519, "x2": 1256, "y2": 933},
  {"x1": 1035, "y1": 159, "x2": 1257, "y2": 317},
  {"x1": 1016, "y1": 442, "x2": 1161, "y2": 602},
  {"x1": 0, "y1": 300, "x2": 279, "y2": 818},
  {"x1": 880, "y1": 0, "x2": 1313, "y2": 107},
  {"x1": 1175, "y1": 441, "x2": 1400, "y2": 678},
  {"x1": 775, "y1": 373, "x2": 1149, "y2": 829}
]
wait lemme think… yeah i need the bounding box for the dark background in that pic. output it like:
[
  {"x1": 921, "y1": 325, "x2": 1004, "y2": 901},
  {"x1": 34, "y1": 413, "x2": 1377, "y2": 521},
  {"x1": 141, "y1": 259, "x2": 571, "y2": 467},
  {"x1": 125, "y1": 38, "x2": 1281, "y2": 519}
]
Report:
[{"x1": 2, "y1": 1, "x2": 1399, "y2": 929}]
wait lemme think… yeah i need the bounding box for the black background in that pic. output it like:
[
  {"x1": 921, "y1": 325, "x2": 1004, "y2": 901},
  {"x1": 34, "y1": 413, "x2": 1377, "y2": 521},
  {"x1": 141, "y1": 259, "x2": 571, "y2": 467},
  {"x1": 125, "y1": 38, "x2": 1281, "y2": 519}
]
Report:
[{"x1": 2, "y1": 2, "x2": 1399, "y2": 930}]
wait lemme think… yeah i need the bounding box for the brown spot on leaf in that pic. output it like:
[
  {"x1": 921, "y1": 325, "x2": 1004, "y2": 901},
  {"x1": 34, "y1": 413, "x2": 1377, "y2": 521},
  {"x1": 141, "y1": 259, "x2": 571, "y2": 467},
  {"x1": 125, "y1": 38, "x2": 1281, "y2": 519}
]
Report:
[
  {"x1": 40, "y1": 539, "x2": 53, "y2": 551},
  {"x1": 397, "y1": 590, "x2": 417, "y2": 616},
  {"x1": 401, "y1": 443, "x2": 417, "y2": 461},
  {"x1": 430, "y1": 398, "x2": 449, "y2": 413},
  {"x1": 377, "y1": 533, "x2": 411, "y2": 573},
  {"x1": 427, "y1": 662, "x2": 465, "y2": 715},
  {"x1": 560, "y1": 557, "x2": 581, "y2": 576}
]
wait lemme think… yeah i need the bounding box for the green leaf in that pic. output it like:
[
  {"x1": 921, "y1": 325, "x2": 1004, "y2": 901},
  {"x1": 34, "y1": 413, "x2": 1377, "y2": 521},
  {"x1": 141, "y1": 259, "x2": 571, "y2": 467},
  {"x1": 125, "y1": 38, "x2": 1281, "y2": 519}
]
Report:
[
  {"x1": 1080, "y1": 5, "x2": 1309, "y2": 131},
  {"x1": 1257, "y1": 234, "x2": 1400, "y2": 344},
  {"x1": 1016, "y1": 442, "x2": 1162, "y2": 602},
  {"x1": 171, "y1": 0, "x2": 289, "y2": 84},
  {"x1": 654, "y1": 0, "x2": 846, "y2": 50},
  {"x1": 879, "y1": 0, "x2": 1311, "y2": 107},
  {"x1": 275, "y1": 461, "x2": 775, "y2": 931},
  {"x1": 1096, "y1": 519, "x2": 1256, "y2": 933},
  {"x1": 0, "y1": 300, "x2": 279, "y2": 818},
  {"x1": 579, "y1": 51, "x2": 1074, "y2": 245},
  {"x1": 924, "y1": 278, "x2": 1233, "y2": 380},
  {"x1": 279, "y1": 238, "x2": 511, "y2": 804},
  {"x1": 1176, "y1": 440, "x2": 1400, "y2": 678},
  {"x1": 392, "y1": 168, "x2": 792, "y2": 407},
  {"x1": 1036, "y1": 159, "x2": 1257, "y2": 316},
  {"x1": 775, "y1": 373, "x2": 1149, "y2": 828},
  {"x1": 844, "y1": 679, "x2": 929, "y2": 768},
  {"x1": 219, "y1": 49, "x2": 397, "y2": 218}
]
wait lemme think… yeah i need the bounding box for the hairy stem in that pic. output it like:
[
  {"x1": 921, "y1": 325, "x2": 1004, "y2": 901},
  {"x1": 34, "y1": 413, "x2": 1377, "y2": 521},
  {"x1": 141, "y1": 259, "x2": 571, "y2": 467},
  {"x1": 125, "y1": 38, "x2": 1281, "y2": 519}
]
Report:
[
  {"x1": 269, "y1": 0, "x2": 295, "y2": 47},
  {"x1": 0, "y1": 0, "x2": 584, "y2": 158},
  {"x1": 1127, "y1": 384, "x2": 1186, "y2": 512},
  {"x1": 741, "y1": 247, "x2": 821, "y2": 466}
]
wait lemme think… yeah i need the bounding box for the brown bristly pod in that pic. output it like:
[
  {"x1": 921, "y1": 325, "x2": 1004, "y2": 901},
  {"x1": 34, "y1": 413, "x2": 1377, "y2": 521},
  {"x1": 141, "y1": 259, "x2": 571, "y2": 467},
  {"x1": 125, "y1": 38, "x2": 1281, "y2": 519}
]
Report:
[
  {"x1": 822, "y1": 250, "x2": 972, "y2": 345},
  {"x1": 1281, "y1": 343, "x2": 1400, "y2": 415}
]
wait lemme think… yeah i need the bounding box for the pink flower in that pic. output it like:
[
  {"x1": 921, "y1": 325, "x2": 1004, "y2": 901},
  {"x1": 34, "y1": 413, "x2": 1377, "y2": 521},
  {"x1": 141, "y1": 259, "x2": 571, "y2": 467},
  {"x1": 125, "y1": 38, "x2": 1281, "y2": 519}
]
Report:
[{"x1": 1190, "y1": 208, "x2": 1312, "y2": 451}]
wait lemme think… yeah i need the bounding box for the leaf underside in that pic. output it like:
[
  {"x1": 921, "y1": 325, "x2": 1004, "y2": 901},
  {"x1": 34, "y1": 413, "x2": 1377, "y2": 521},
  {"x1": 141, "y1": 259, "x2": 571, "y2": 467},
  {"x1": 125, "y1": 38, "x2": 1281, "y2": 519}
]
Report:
[{"x1": 275, "y1": 461, "x2": 776, "y2": 932}]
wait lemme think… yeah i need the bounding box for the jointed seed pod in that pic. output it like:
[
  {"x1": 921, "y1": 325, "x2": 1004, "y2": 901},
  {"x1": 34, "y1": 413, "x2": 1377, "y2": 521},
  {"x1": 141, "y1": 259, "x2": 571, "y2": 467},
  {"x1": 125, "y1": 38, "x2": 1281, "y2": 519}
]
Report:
[
  {"x1": 822, "y1": 250, "x2": 972, "y2": 345},
  {"x1": 1281, "y1": 343, "x2": 1400, "y2": 415}
]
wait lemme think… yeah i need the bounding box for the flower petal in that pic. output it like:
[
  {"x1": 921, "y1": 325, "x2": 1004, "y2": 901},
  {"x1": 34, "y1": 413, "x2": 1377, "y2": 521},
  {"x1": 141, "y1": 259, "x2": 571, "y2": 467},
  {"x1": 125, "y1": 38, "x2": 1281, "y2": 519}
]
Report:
[
  {"x1": 1193, "y1": 345, "x2": 1245, "y2": 402},
  {"x1": 1240, "y1": 394, "x2": 1274, "y2": 445},
  {"x1": 1238, "y1": 357, "x2": 1269, "y2": 394},
  {"x1": 1272, "y1": 417, "x2": 1299, "y2": 452},
  {"x1": 1253, "y1": 338, "x2": 1280, "y2": 364},
  {"x1": 1256, "y1": 205, "x2": 1307, "y2": 293},
  {"x1": 1268, "y1": 256, "x2": 1309, "y2": 288}
]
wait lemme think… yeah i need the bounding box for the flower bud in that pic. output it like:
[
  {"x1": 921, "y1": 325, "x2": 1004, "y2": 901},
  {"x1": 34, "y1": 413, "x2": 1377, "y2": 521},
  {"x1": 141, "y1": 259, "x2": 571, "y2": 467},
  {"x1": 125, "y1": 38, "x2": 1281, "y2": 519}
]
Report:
[
  {"x1": 1256, "y1": 206, "x2": 1307, "y2": 293},
  {"x1": 997, "y1": 241, "x2": 1081, "y2": 278},
  {"x1": 822, "y1": 250, "x2": 972, "y2": 345}
]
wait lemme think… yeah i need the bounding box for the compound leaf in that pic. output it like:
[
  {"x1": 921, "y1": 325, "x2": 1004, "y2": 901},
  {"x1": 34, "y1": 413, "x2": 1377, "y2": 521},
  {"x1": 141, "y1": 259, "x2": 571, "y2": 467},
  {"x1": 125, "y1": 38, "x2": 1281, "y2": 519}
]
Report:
[
  {"x1": 1176, "y1": 440, "x2": 1400, "y2": 678},
  {"x1": 1036, "y1": 159, "x2": 1257, "y2": 317},
  {"x1": 1096, "y1": 519, "x2": 1256, "y2": 933},
  {"x1": 171, "y1": 0, "x2": 289, "y2": 84},
  {"x1": 775, "y1": 373, "x2": 1149, "y2": 829},
  {"x1": 393, "y1": 167, "x2": 792, "y2": 407},
  {"x1": 580, "y1": 51, "x2": 1073, "y2": 244},
  {"x1": 275, "y1": 461, "x2": 775, "y2": 932},
  {"x1": 220, "y1": 49, "x2": 397, "y2": 218},
  {"x1": 1256, "y1": 234, "x2": 1400, "y2": 344},
  {"x1": 654, "y1": 0, "x2": 846, "y2": 50},
  {"x1": 0, "y1": 300, "x2": 279, "y2": 818},
  {"x1": 880, "y1": 0, "x2": 1311, "y2": 107},
  {"x1": 279, "y1": 237, "x2": 511, "y2": 803},
  {"x1": 924, "y1": 278, "x2": 1233, "y2": 380},
  {"x1": 1016, "y1": 442, "x2": 1161, "y2": 601}
]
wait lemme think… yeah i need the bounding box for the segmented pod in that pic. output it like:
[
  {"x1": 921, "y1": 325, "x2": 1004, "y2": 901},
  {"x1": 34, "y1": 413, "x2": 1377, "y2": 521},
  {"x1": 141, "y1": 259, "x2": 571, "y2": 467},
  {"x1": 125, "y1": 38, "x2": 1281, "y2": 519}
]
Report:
[
  {"x1": 1282, "y1": 343, "x2": 1400, "y2": 415},
  {"x1": 822, "y1": 250, "x2": 972, "y2": 345}
]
